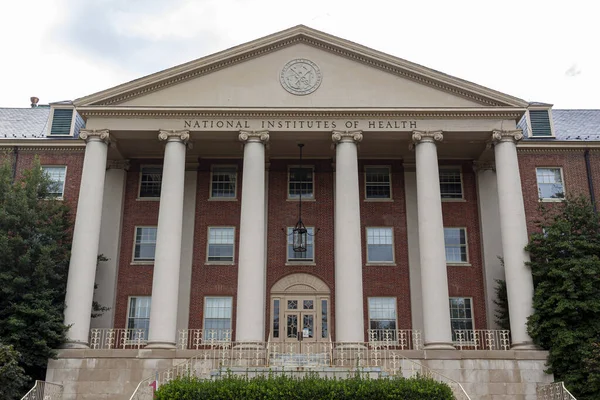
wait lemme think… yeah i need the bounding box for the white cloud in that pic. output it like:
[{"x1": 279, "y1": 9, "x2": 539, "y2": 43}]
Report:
[{"x1": 0, "y1": 0, "x2": 597, "y2": 108}]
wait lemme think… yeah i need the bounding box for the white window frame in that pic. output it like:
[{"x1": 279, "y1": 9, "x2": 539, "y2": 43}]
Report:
[
  {"x1": 138, "y1": 165, "x2": 163, "y2": 200},
  {"x1": 287, "y1": 165, "x2": 315, "y2": 200},
  {"x1": 286, "y1": 226, "x2": 315, "y2": 264},
  {"x1": 364, "y1": 166, "x2": 392, "y2": 200},
  {"x1": 536, "y1": 167, "x2": 565, "y2": 202},
  {"x1": 203, "y1": 296, "x2": 233, "y2": 341},
  {"x1": 449, "y1": 297, "x2": 475, "y2": 342},
  {"x1": 209, "y1": 165, "x2": 238, "y2": 200},
  {"x1": 126, "y1": 296, "x2": 151, "y2": 341},
  {"x1": 368, "y1": 297, "x2": 398, "y2": 341},
  {"x1": 366, "y1": 227, "x2": 395, "y2": 265},
  {"x1": 41, "y1": 165, "x2": 67, "y2": 199},
  {"x1": 439, "y1": 166, "x2": 464, "y2": 201},
  {"x1": 132, "y1": 226, "x2": 157, "y2": 263},
  {"x1": 206, "y1": 226, "x2": 235, "y2": 264},
  {"x1": 443, "y1": 227, "x2": 469, "y2": 265}
]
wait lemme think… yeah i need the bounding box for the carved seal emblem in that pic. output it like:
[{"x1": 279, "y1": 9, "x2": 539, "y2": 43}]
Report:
[{"x1": 280, "y1": 59, "x2": 322, "y2": 95}]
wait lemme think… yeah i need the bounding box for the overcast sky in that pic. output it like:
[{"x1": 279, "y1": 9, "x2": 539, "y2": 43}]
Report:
[{"x1": 0, "y1": 0, "x2": 597, "y2": 108}]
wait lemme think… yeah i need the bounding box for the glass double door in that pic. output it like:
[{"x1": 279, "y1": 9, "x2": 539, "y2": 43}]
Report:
[{"x1": 272, "y1": 295, "x2": 329, "y2": 344}]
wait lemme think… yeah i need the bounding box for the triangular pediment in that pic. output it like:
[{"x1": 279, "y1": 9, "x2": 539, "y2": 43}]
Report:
[{"x1": 74, "y1": 25, "x2": 528, "y2": 109}]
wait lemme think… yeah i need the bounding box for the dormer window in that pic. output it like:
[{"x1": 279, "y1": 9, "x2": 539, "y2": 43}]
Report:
[
  {"x1": 528, "y1": 109, "x2": 554, "y2": 138},
  {"x1": 49, "y1": 109, "x2": 74, "y2": 136}
]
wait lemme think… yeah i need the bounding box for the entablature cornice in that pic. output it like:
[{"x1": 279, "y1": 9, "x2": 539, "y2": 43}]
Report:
[
  {"x1": 77, "y1": 107, "x2": 525, "y2": 120},
  {"x1": 0, "y1": 140, "x2": 86, "y2": 151},
  {"x1": 517, "y1": 144, "x2": 600, "y2": 153}
]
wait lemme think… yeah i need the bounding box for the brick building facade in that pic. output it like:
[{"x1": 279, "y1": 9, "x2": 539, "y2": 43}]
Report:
[{"x1": 2, "y1": 25, "x2": 598, "y2": 398}]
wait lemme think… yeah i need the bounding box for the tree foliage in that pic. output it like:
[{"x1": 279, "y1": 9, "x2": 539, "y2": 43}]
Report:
[
  {"x1": 526, "y1": 196, "x2": 600, "y2": 399},
  {"x1": 0, "y1": 157, "x2": 71, "y2": 393},
  {"x1": 493, "y1": 278, "x2": 510, "y2": 331},
  {"x1": 0, "y1": 343, "x2": 28, "y2": 400}
]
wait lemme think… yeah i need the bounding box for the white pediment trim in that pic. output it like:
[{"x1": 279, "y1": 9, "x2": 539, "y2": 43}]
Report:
[{"x1": 74, "y1": 25, "x2": 529, "y2": 108}]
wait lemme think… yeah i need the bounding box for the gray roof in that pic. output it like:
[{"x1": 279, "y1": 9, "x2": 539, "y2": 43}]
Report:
[
  {"x1": 552, "y1": 110, "x2": 600, "y2": 141},
  {"x1": 0, "y1": 107, "x2": 51, "y2": 139},
  {"x1": 521, "y1": 109, "x2": 600, "y2": 141}
]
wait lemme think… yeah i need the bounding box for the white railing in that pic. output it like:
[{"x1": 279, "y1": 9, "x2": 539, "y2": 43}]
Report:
[
  {"x1": 89, "y1": 328, "x2": 147, "y2": 349},
  {"x1": 178, "y1": 329, "x2": 233, "y2": 349},
  {"x1": 89, "y1": 328, "x2": 510, "y2": 351},
  {"x1": 453, "y1": 329, "x2": 510, "y2": 350},
  {"x1": 20, "y1": 380, "x2": 63, "y2": 400},
  {"x1": 537, "y1": 382, "x2": 577, "y2": 400},
  {"x1": 367, "y1": 329, "x2": 422, "y2": 349}
]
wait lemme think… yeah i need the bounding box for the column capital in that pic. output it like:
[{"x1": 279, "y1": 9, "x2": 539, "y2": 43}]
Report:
[
  {"x1": 412, "y1": 130, "x2": 443, "y2": 144},
  {"x1": 239, "y1": 130, "x2": 269, "y2": 143},
  {"x1": 332, "y1": 130, "x2": 363, "y2": 144},
  {"x1": 158, "y1": 129, "x2": 190, "y2": 143},
  {"x1": 491, "y1": 129, "x2": 524, "y2": 144},
  {"x1": 79, "y1": 129, "x2": 110, "y2": 144}
]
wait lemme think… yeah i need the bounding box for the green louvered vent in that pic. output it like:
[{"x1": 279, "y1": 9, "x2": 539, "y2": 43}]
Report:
[
  {"x1": 50, "y1": 109, "x2": 73, "y2": 135},
  {"x1": 529, "y1": 110, "x2": 553, "y2": 137}
]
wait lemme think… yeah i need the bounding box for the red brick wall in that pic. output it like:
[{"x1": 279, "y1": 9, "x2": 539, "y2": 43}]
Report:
[
  {"x1": 440, "y1": 161, "x2": 487, "y2": 329},
  {"x1": 113, "y1": 160, "x2": 162, "y2": 328},
  {"x1": 14, "y1": 149, "x2": 85, "y2": 215},
  {"x1": 518, "y1": 150, "x2": 591, "y2": 235},
  {"x1": 265, "y1": 159, "x2": 336, "y2": 339},
  {"x1": 358, "y1": 160, "x2": 412, "y2": 334},
  {"x1": 110, "y1": 157, "x2": 490, "y2": 338},
  {"x1": 188, "y1": 159, "x2": 243, "y2": 331}
]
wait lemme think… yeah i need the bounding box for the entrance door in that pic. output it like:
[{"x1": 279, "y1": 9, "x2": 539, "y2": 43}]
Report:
[{"x1": 284, "y1": 298, "x2": 317, "y2": 343}]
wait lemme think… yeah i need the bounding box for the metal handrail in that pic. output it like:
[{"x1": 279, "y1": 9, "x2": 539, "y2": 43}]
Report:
[
  {"x1": 20, "y1": 380, "x2": 63, "y2": 400},
  {"x1": 537, "y1": 382, "x2": 577, "y2": 400}
]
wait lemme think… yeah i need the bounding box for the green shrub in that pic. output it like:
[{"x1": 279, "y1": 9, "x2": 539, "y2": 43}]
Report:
[{"x1": 155, "y1": 374, "x2": 455, "y2": 400}]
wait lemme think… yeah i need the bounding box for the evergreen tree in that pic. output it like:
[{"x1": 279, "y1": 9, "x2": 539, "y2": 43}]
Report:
[
  {"x1": 526, "y1": 196, "x2": 600, "y2": 400},
  {"x1": 0, "y1": 157, "x2": 71, "y2": 394}
]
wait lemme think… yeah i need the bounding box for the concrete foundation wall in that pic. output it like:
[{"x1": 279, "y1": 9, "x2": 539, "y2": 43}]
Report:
[{"x1": 47, "y1": 349, "x2": 553, "y2": 400}]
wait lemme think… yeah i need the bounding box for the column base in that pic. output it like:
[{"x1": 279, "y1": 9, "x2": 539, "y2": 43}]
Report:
[
  {"x1": 145, "y1": 341, "x2": 177, "y2": 349},
  {"x1": 511, "y1": 342, "x2": 540, "y2": 350},
  {"x1": 424, "y1": 342, "x2": 456, "y2": 350},
  {"x1": 61, "y1": 341, "x2": 90, "y2": 349}
]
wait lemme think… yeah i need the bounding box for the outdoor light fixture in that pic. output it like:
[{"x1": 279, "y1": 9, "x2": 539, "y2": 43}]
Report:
[{"x1": 286, "y1": 143, "x2": 317, "y2": 253}]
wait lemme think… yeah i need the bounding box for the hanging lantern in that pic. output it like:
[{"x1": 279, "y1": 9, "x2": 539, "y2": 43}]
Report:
[{"x1": 292, "y1": 219, "x2": 308, "y2": 253}]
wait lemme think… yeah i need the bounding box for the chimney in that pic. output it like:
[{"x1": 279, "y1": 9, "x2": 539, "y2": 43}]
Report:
[{"x1": 30, "y1": 97, "x2": 39, "y2": 108}]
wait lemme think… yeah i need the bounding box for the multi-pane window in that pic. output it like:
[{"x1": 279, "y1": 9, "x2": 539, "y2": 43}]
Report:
[
  {"x1": 288, "y1": 167, "x2": 314, "y2": 199},
  {"x1": 204, "y1": 297, "x2": 232, "y2": 340},
  {"x1": 365, "y1": 167, "x2": 391, "y2": 199},
  {"x1": 127, "y1": 296, "x2": 151, "y2": 340},
  {"x1": 439, "y1": 168, "x2": 463, "y2": 199},
  {"x1": 42, "y1": 166, "x2": 67, "y2": 198},
  {"x1": 368, "y1": 297, "x2": 397, "y2": 341},
  {"x1": 536, "y1": 168, "x2": 565, "y2": 200},
  {"x1": 134, "y1": 227, "x2": 157, "y2": 262},
  {"x1": 207, "y1": 227, "x2": 235, "y2": 262},
  {"x1": 444, "y1": 228, "x2": 468, "y2": 263},
  {"x1": 366, "y1": 227, "x2": 394, "y2": 263},
  {"x1": 287, "y1": 227, "x2": 314, "y2": 262},
  {"x1": 139, "y1": 166, "x2": 162, "y2": 198},
  {"x1": 449, "y1": 297, "x2": 474, "y2": 341},
  {"x1": 210, "y1": 166, "x2": 237, "y2": 198}
]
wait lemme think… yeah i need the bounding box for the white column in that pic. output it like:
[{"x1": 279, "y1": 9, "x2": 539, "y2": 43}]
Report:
[
  {"x1": 146, "y1": 130, "x2": 189, "y2": 349},
  {"x1": 412, "y1": 130, "x2": 454, "y2": 350},
  {"x1": 235, "y1": 130, "x2": 269, "y2": 342},
  {"x1": 332, "y1": 130, "x2": 365, "y2": 343},
  {"x1": 63, "y1": 129, "x2": 110, "y2": 348},
  {"x1": 491, "y1": 130, "x2": 535, "y2": 349}
]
